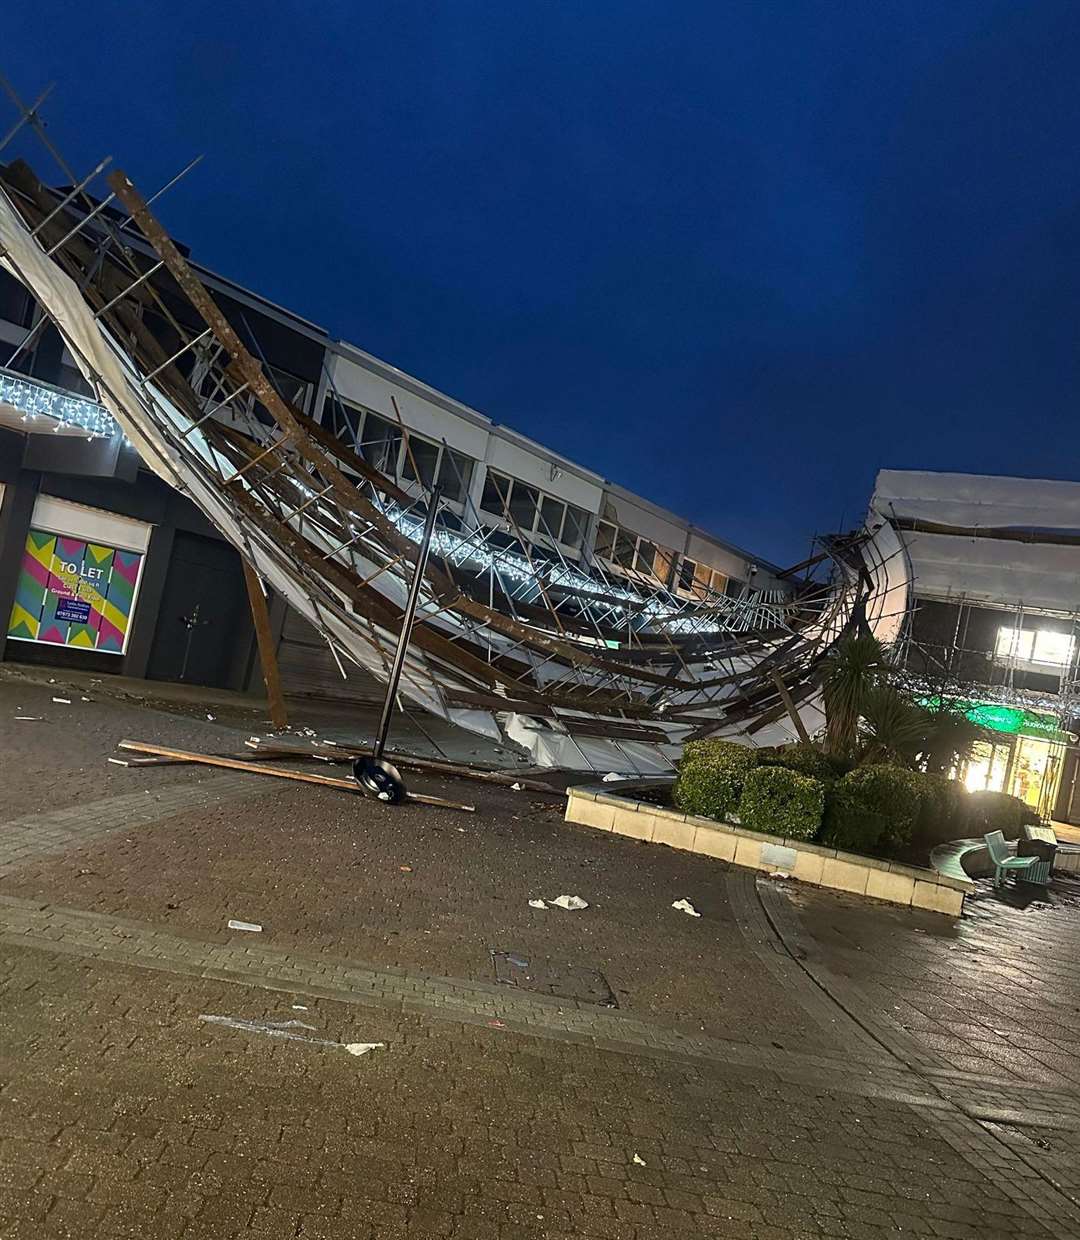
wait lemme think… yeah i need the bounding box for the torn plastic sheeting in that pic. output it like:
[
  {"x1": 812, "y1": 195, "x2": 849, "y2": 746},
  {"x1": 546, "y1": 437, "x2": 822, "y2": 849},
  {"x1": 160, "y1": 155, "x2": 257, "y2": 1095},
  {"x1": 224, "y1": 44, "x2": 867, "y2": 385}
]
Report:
[
  {"x1": 671, "y1": 899, "x2": 701, "y2": 917},
  {"x1": 528, "y1": 899, "x2": 547, "y2": 910},
  {"x1": 550, "y1": 895, "x2": 588, "y2": 911},
  {"x1": 198, "y1": 1015, "x2": 384, "y2": 1057}
]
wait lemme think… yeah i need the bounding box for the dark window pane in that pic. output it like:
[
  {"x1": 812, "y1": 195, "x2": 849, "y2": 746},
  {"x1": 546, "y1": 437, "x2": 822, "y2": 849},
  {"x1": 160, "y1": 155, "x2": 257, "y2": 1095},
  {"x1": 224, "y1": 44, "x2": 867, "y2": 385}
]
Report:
[
  {"x1": 403, "y1": 436, "x2": 439, "y2": 488},
  {"x1": 595, "y1": 521, "x2": 617, "y2": 558},
  {"x1": 678, "y1": 558, "x2": 696, "y2": 591},
  {"x1": 0, "y1": 270, "x2": 31, "y2": 327},
  {"x1": 561, "y1": 505, "x2": 588, "y2": 549},
  {"x1": 437, "y1": 447, "x2": 473, "y2": 502},
  {"x1": 539, "y1": 496, "x2": 565, "y2": 540},
  {"x1": 509, "y1": 483, "x2": 539, "y2": 531},
  {"x1": 635, "y1": 540, "x2": 657, "y2": 575},
  {"x1": 613, "y1": 528, "x2": 637, "y2": 569},
  {"x1": 481, "y1": 470, "x2": 512, "y2": 516},
  {"x1": 266, "y1": 365, "x2": 310, "y2": 411},
  {"x1": 359, "y1": 412, "x2": 402, "y2": 475}
]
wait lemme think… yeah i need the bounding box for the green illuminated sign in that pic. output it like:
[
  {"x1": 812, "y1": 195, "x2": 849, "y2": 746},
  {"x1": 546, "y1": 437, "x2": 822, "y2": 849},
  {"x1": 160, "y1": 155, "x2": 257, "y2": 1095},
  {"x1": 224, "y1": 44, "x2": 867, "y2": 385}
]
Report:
[{"x1": 922, "y1": 697, "x2": 1068, "y2": 743}]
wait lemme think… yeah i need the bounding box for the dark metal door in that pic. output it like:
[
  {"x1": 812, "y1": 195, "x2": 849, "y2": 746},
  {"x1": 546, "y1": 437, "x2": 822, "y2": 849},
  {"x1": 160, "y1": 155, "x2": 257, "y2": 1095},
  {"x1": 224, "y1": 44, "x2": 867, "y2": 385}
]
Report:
[{"x1": 146, "y1": 532, "x2": 248, "y2": 687}]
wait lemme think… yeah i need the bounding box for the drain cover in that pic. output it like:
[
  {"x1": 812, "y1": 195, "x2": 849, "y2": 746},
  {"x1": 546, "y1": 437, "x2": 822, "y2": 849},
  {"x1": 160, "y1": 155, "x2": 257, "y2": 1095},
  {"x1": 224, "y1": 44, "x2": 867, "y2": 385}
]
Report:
[{"x1": 491, "y1": 950, "x2": 617, "y2": 1007}]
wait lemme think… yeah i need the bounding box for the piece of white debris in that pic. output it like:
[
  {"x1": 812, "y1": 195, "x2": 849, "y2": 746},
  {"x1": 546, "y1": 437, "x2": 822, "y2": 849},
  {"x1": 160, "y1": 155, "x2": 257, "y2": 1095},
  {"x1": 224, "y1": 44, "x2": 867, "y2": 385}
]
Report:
[
  {"x1": 14, "y1": 715, "x2": 43, "y2": 721},
  {"x1": 672, "y1": 899, "x2": 701, "y2": 917},
  {"x1": 292, "y1": 1004, "x2": 309, "y2": 1011},
  {"x1": 528, "y1": 899, "x2": 548, "y2": 910},
  {"x1": 768, "y1": 871, "x2": 792, "y2": 880},
  {"x1": 198, "y1": 1015, "x2": 383, "y2": 1058},
  {"x1": 511, "y1": 782, "x2": 523, "y2": 791},
  {"x1": 81, "y1": 696, "x2": 91, "y2": 702},
  {"x1": 601, "y1": 772, "x2": 622, "y2": 782},
  {"x1": 632, "y1": 1153, "x2": 647, "y2": 1166},
  {"x1": 206, "y1": 713, "x2": 215, "y2": 721},
  {"x1": 227, "y1": 919, "x2": 263, "y2": 933},
  {"x1": 51, "y1": 696, "x2": 71, "y2": 705},
  {"x1": 550, "y1": 895, "x2": 588, "y2": 911}
]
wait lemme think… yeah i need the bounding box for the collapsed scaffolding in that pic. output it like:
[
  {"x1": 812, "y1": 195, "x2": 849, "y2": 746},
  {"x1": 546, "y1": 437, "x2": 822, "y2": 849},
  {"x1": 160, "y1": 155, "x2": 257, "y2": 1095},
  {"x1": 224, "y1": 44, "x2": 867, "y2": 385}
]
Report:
[{"x1": 0, "y1": 79, "x2": 911, "y2": 773}]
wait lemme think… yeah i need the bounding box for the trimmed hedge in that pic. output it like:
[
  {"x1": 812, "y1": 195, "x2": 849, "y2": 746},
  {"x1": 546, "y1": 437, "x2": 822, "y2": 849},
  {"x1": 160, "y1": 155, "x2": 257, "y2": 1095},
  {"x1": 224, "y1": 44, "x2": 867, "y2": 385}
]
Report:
[
  {"x1": 759, "y1": 744, "x2": 849, "y2": 786},
  {"x1": 821, "y1": 764, "x2": 922, "y2": 853},
  {"x1": 673, "y1": 739, "x2": 757, "y2": 822},
  {"x1": 738, "y1": 766, "x2": 824, "y2": 840},
  {"x1": 968, "y1": 789, "x2": 1029, "y2": 838}
]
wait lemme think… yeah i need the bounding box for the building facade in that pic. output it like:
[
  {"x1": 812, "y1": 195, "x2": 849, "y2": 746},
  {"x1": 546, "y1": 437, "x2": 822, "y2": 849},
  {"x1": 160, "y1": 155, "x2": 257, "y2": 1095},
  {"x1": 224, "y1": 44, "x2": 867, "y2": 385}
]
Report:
[
  {"x1": 0, "y1": 180, "x2": 779, "y2": 705},
  {"x1": 870, "y1": 469, "x2": 1080, "y2": 823}
]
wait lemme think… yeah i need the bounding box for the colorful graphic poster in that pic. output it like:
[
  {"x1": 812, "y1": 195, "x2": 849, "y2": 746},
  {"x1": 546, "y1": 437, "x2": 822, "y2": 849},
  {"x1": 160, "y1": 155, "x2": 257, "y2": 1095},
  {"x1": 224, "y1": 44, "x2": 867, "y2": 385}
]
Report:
[{"x1": 7, "y1": 528, "x2": 143, "y2": 654}]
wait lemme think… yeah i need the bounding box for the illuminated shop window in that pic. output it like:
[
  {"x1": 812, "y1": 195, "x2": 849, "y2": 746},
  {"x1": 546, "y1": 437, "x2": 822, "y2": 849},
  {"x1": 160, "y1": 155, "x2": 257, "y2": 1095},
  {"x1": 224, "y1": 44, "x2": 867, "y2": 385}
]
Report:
[{"x1": 995, "y1": 626, "x2": 1075, "y2": 668}]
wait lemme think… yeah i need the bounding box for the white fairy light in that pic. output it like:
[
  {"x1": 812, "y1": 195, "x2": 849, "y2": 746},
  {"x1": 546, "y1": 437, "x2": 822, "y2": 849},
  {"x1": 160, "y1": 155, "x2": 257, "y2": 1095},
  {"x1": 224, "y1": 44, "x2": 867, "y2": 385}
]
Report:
[{"x1": 0, "y1": 369, "x2": 116, "y2": 438}]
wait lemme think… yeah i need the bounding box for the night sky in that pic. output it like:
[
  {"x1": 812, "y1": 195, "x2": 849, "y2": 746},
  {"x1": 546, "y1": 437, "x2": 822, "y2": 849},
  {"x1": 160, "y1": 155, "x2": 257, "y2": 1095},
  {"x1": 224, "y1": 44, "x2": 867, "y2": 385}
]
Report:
[{"x1": 6, "y1": 2, "x2": 1080, "y2": 565}]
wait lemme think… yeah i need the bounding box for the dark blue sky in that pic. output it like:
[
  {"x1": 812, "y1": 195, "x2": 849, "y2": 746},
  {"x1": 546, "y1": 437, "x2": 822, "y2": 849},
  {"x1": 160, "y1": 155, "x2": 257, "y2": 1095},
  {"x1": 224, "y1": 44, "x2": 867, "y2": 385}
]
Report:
[{"x1": 7, "y1": 2, "x2": 1080, "y2": 563}]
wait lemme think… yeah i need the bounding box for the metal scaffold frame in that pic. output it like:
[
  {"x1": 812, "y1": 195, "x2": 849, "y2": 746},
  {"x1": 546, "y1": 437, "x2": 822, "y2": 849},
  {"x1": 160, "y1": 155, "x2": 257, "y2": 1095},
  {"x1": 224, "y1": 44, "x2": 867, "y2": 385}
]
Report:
[{"x1": 0, "y1": 76, "x2": 912, "y2": 772}]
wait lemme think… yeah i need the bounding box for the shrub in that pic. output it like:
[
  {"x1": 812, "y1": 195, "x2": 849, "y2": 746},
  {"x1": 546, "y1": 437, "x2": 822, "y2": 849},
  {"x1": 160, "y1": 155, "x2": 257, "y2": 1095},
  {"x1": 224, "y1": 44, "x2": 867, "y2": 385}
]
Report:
[
  {"x1": 910, "y1": 771, "x2": 971, "y2": 849},
  {"x1": 738, "y1": 766, "x2": 824, "y2": 840},
  {"x1": 759, "y1": 744, "x2": 849, "y2": 786},
  {"x1": 968, "y1": 790, "x2": 1028, "y2": 838},
  {"x1": 821, "y1": 764, "x2": 922, "y2": 853},
  {"x1": 673, "y1": 740, "x2": 757, "y2": 822}
]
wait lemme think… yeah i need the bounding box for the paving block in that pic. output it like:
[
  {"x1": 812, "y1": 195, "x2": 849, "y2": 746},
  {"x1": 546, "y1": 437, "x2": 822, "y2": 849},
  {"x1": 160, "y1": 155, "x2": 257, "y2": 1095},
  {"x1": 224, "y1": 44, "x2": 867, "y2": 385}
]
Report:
[
  {"x1": 865, "y1": 868, "x2": 916, "y2": 908},
  {"x1": 691, "y1": 823, "x2": 736, "y2": 861},
  {"x1": 651, "y1": 815, "x2": 695, "y2": 851},
  {"x1": 912, "y1": 879, "x2": 964, "y2": 917},
  {"x1": 733, "y1": 835, "x2": 765, "y2": 871},
  {"x1": 566, "y1": 797, "x2": 615, "y2": 831},
  {"x1": 611, "y1": 807, "x2": 654, "y2": 841},
  {"x1": 820, "y1": 856, "x2": 869, "y2": 895}
]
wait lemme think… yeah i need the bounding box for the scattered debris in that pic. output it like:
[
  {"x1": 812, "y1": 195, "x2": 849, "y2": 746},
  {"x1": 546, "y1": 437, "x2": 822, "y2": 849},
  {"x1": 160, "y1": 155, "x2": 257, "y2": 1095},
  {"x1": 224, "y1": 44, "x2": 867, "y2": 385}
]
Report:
[
  {"x1": 51, "y1": 696, "x2": 71, "y2": 705},
  {"x1": 292, "y1": 1004, "x2": 309, "y2": 1011},
  {"x1": 81, "y1": 696, "x2": 91, "y2": 701},
  {"x1": 399, "y1": 865, "x2": 413, "y2": 873},
  {"x1": 14, "y1": 716, "x2": 43, "y2": 721},
  {"x1": 114, "y1": 740, "x2": 475, "y2": 811},
  {"x1": 227, "y1": 919, "x2": 263, "y2": 933},
  {"x1": 672, "y1": 899, "x2": 701, "y2": 917},
  {"x1": 511, "y1": 782, "x2": 523, "y2": 791},
  {"x1": 550, "y1": 895, "x2": 588, "y2": 911},
  {"x1": 206, "y1": 713, "x2": 215, "y2": 720},
  {"x1": 601, "y1": 772, "x2": 622, "y2": 782},
  {"x1": 528, "y1": 899, "x2": 547, "y2": 910},
  {"x1": 768, "y1": 870, "x2": 792, "y2": 880},
  {"x1": 198, "y1": 1015, "x2": 384, "y2": 1057},
  {"x1": 632, "y1": 1153, "x2": 647, "y2": 1166}
]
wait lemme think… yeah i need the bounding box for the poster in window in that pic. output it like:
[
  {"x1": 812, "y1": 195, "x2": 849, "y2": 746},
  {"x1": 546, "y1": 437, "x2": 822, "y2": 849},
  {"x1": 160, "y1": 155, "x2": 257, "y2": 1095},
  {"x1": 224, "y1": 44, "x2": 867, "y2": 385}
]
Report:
[{"x1": 6, "y1": 528, "x2": 144, "y2": 654}]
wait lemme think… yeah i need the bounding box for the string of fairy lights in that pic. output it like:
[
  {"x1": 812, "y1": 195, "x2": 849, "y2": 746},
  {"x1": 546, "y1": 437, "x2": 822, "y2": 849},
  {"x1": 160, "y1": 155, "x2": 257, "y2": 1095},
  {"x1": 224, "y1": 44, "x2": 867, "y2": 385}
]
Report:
[{"x1": 0, "y1": 367, "x2": 116, "y2": 437}]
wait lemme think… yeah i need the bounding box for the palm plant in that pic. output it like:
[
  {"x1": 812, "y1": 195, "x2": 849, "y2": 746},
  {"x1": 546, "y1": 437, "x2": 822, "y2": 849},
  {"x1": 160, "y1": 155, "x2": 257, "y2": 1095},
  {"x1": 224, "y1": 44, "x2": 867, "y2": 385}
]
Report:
[
  {"x1": 820, "y1": 632, "x2": 892, "y2": 757},
  {"x1": 858, "y1": 684, "x2": 931, "y2": 766}
]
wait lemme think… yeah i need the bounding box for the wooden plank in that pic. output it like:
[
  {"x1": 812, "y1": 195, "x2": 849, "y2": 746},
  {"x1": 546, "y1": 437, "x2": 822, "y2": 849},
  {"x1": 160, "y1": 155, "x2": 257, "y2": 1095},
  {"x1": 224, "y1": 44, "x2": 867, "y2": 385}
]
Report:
[
  {"x1": 115, "y1": 740, "x2": 474, "y2": 811},
  {"x1": 242, "y1": 561, "x2": 288, "y2": 730}
]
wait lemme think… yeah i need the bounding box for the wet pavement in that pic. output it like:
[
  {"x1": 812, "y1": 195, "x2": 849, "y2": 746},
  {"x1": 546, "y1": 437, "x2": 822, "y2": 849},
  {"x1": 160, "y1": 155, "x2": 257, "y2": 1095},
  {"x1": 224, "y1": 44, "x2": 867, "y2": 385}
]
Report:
[{"x1": 2, "y1": 667, "x2": 1080, "y2": 1237}]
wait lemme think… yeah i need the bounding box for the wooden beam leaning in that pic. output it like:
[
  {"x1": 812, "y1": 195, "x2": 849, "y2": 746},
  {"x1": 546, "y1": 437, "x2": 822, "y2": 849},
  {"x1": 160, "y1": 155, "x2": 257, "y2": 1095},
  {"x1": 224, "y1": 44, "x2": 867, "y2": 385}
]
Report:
[{"x1": 242, "y1": 561, "x2": 288, "y2": 730}]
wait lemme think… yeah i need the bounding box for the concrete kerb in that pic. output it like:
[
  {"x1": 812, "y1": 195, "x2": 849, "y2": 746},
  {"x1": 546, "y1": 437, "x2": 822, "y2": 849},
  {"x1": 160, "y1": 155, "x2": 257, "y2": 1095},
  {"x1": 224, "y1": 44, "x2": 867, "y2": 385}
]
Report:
[{"x1": 565, "y1": 782, "x2": 973, "y2": 917}]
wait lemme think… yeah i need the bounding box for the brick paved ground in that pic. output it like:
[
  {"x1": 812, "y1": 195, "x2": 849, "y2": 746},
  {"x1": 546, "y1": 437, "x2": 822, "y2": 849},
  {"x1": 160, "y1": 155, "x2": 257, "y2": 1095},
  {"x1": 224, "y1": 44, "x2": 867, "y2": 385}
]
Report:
[{"x1": 3, "y1": 674, "x2": 1080, "y2": 1236}]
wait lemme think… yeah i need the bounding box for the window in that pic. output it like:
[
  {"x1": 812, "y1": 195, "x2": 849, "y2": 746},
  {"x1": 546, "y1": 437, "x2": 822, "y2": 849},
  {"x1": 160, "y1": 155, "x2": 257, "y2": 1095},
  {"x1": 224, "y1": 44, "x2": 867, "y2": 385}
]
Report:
[
  {"x1": 481, "y1": 470, "x2": 512, "y2": 516},
  {"x1": 613, "y1": 527, "x2": 637, "y2": 569},
  {"x1": 358, "y1": 412, "x2": 402, "y2": 475},
  {"x1": 509, "y1": 483, "x2": 539, "y2": 531},
  {"x1": 635, "y1": 540, "x2": 658, "y2": 575},
  {"x1": 539, "y1": 496, "x2": 566, "y2": 541},
  {"x1": 678, "y1": 558, "x2": 697, "y2": 592},
  {"x1": 561, "y1": 505, "x2": 588, "y2": 549},
  {"x1": 436, "y1": 446, "x2": 473, "y2": 502},
  {"x1": 710, "y1": 569, "x2": 728, "y2": 594},
  {"x1": 996, "y1": 626, "x2": 1074, "y2": 668},
  {"x1": 595, "y1": 521, "x2": 617, "y2": 559},
  {"x1": 403, "y1": 437, "x2": 440, "y2": 489}
]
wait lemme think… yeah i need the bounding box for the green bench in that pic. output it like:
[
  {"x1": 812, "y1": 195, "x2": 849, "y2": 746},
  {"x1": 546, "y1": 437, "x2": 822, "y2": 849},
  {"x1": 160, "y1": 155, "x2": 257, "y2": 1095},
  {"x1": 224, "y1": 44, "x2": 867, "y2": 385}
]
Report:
[{"x1": 984, "y1": 830, "x2": 1051, "y2": 888}]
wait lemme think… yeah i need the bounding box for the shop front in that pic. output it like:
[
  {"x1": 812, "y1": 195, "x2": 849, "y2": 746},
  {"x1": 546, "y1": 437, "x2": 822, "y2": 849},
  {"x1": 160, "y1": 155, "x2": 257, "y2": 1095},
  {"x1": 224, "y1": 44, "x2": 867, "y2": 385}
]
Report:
[{"x1": 948, "y1": 700, "x2": 1071, "y2": 820}]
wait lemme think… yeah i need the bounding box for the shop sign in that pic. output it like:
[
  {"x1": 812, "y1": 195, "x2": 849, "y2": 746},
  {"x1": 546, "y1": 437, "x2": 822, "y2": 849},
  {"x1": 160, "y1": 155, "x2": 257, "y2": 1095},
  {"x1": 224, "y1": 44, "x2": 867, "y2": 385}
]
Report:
[
  {"x1": 6, "y1": 528, "x2": 143, "y2": 654},
  {"x1": 922, "y1": 696, "x2": 1070, "y2": 744}
]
